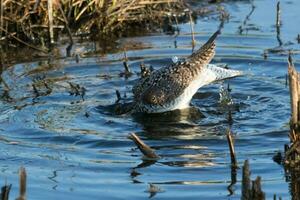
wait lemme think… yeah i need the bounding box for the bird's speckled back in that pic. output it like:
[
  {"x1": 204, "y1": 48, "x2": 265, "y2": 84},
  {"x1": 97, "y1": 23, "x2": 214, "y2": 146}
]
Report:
[{"x1": 133, "y1": 30, "x2": 220, "y2": 108}]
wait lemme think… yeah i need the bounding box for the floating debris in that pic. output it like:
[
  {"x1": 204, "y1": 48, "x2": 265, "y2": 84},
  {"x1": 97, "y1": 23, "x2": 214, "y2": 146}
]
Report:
[
  {"x1": 68, "y1": 82, "x2": 86, "y2": 101},
  {"x1": 130, "y1": 169, "x2": 141, "y2": 178},
  {"x1": 263, "y1": 50, "x2": 268, "y2": 60},
  {"x1": 128, "y1": 133, "x2": 159, "y2": 160},
  {"x1": 68, "y1": 82, "x2": 81, "y2": 96},
  {"x1": 31, "y1": 76, "x2": 53, "y2": 98},
  {"x1": 146, "y1": 183, "x2": 164, "y2": 198}
]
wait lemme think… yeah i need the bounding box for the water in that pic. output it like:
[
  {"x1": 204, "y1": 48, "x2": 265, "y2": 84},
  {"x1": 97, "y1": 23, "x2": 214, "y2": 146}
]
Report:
[{"x1": 1, "y1": 0, "x2": 300, "y2": 199}]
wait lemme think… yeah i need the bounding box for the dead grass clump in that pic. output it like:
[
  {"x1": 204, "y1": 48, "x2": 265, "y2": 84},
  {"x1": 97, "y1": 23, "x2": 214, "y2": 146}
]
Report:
[{"x1": 0, "y1": 0, "x2": 186, "y2": 47}]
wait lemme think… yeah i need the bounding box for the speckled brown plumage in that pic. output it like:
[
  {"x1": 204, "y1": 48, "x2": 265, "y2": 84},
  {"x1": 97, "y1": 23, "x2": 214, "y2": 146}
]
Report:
[{"x1": 132, "y1": 30, "x2": 237, "y2": 113}]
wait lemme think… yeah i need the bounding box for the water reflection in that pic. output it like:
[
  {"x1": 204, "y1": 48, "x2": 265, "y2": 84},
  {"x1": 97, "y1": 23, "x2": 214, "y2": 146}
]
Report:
[
  {"x1": 133, "y1": 107, "x2": 204, "y2": 125},
  {"x1": 227, "y1": 165, "x2": 237, "y2": 196}
]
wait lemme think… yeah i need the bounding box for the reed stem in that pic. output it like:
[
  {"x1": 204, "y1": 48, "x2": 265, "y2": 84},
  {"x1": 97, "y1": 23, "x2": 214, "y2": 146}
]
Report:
[{"x1": 47, "y1": 0, "x2": 54, "y2": 44}]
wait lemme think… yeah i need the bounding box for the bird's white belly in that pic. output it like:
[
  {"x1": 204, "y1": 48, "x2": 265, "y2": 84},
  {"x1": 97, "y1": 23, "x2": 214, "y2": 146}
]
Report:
[{"x1": 164, "y1": 67, "x2": 217, "y2": 111}]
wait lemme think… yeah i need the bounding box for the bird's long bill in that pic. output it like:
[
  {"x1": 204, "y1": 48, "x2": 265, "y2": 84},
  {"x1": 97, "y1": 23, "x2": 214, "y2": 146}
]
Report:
[{"x1": 205, "y1": 64, "x2": 243, "y2": 82}]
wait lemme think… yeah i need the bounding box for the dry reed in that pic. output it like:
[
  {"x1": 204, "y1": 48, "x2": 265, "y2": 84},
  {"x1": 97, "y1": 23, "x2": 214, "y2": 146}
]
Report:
[
  {"x1": 0, "y1": 0, "x2": 186, "y2": 48},
  {"x1": 285, "y1": 54, "x2": 300, "y2": 167}
]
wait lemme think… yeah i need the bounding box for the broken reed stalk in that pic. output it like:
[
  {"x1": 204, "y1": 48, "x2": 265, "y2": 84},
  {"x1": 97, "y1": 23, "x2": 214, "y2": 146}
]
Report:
[
  {"x1": 188, "y1": 11, "x2": 196, "y2": 51},
  {"x1": 0, "y1": 0, "x2": 3, "y2": 37},
  {"x1": 241, "y1": 160, "x2": 265, "y2": 200},
  {"x1": 226, "y1": 129, "x2": 238, "y2": 168},
  {"x1": 123, "y1": 49, "x2": 131, "y2": 75},
  {"x1": 47, "y1": 0, "x2": 54, "y2": 44},
  {"x1": 242, "y1": 160, "x2": 251, "y2": 200},
  {"x1": 16, "y1": 167, "x2": 26, "y2": 200},
  {"x1": 275, "y1": 1, "x2": 283, "y2": 46},
  {"x1": 276, "y1": 1, "x2": 281, "y2": 28},
  {"x1": 285, "y1": 54, "x2": 300, "y2": 167},
  {"x1": 115, "y1": 90, "x2": 121, "y2": 103},
  {"x1": 1, "y1": 184, "x2": 12, "y2": 200},
  {"x1": 129, "y1": 133, "x2": 159, "y2": 160},
  {"x1": 287, "y1": 54, "x2": 299, "y2": 141},
  {"x1": 1, "y1": 167, "x2": 26, "y2": 200}
]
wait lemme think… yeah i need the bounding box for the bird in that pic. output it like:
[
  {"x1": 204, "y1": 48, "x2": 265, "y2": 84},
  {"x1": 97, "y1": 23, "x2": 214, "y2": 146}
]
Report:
[{"x1": 132, "y1": 30, "x2": 242, "y2": 113}]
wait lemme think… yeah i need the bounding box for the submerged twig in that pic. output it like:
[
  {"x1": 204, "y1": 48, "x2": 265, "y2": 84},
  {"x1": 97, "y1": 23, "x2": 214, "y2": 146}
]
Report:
[{"x1": 129, "y1": 133, "x2": 159, "y2": 160}]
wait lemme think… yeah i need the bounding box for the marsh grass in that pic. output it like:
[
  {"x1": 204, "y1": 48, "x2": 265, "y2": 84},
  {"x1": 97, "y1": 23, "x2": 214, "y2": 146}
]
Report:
[{"x1": 0, "y1": 0, "x2": 186, "y2": 47}]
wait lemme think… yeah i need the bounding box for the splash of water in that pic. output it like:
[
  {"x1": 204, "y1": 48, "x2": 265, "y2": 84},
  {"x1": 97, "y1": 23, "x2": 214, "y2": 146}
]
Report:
[{"x1": 218, "y1": 83, "x2": 234, "y2": 106}]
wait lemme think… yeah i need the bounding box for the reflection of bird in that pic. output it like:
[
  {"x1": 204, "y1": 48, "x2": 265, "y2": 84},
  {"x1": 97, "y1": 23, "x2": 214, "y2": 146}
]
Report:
[{"x1": 133, "y1": 30, "x2": 242, "y2": 113}]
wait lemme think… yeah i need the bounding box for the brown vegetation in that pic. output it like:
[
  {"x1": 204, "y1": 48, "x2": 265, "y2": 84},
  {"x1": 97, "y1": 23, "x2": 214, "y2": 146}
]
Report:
[
  {"x1": 285, "y1": 55, "x2": 300, "y2": 167},
  {"x1": 0, "y1": 0, "x2": 186, "y2": 48}
]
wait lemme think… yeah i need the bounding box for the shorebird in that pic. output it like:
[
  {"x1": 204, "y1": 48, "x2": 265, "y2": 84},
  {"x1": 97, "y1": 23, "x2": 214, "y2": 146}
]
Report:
[{"x1": 132, "y1": 30, "x2": 242, "y2": 113}]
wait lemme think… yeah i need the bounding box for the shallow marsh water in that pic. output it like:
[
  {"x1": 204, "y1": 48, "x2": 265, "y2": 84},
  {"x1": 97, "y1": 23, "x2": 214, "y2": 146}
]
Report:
[{"x1": 1, "y1": 0, "x2": 300, "y2": 199}]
